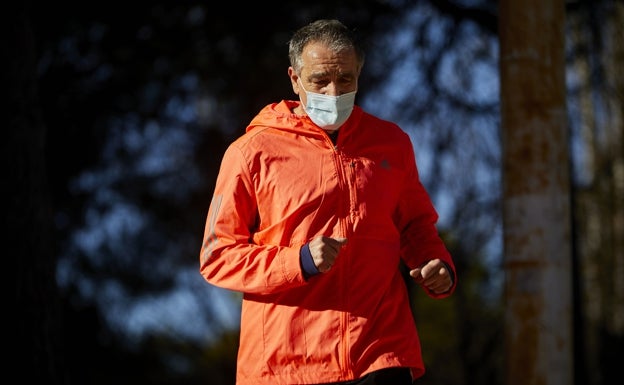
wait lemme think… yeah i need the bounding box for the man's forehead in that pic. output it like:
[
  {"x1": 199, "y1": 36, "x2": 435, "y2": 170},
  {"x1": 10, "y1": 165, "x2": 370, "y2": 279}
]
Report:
[{"x1": 301, "y1": 53, "x2": 358, "y2": 71}]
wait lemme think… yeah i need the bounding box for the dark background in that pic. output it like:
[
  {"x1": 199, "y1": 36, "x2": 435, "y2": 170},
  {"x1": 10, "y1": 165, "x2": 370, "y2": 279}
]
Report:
[{"x1": 5, "y1": 0, "x2": 623, "y2": 384}]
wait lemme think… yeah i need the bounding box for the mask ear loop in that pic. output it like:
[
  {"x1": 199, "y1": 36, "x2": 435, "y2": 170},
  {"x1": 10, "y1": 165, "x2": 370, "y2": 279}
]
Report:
[
  {"x1": 297, "y1": 78, "x2": 307, "y2": 92},
  {"x1": 297, "y1": 79, "x2": 308, "y2": 115}
]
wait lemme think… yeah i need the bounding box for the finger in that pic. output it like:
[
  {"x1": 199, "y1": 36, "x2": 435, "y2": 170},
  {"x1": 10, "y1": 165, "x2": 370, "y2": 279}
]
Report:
[
  {"x1": 422, "y1": 267, "x2": 448, "y2": 285},
  {"x1": 319, "y1": 263, "x2": 332, "y2": 273},
  {"x1": 427, "y1": 270, "x2": 452, "y2": 290},
  {"x1": 322, "y1": 238, "x2": 347, "y2": 258},
  {"x1": 319, "y1": 257, "x2": 335, "y2": 272},
  {"x1": 420, "y1": 259, "x2": 444, "y2": 279},
  {"x1": 409, "y1": 268, "x2": 423, "y2": 283},
  {"x1": 328, "y1": 237, "x2": 348, "y2": 251},
  {"x1": 429, "y1": 279, "x2": 452, "y2": 293}
]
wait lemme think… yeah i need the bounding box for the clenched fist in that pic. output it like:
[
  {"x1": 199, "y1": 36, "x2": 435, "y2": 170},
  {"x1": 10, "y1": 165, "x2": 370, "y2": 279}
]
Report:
[
  {"x1": 409, "y1": 259, "x2": 453, "y2": 294},
  {"x1": 308, "y1": 236, "x2": 348, "y2": 273}
]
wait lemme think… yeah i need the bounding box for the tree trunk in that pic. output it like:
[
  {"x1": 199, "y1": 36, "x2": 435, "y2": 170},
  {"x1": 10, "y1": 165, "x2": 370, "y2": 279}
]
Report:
[{"x1": 499, "y1": 1, "x2": 573, "y2": 384}]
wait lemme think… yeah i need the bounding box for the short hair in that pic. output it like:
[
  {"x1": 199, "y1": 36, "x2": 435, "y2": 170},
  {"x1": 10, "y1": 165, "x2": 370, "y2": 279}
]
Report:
[{"x1": 288, "y1": 19, "x2": 365, "y2": 74}]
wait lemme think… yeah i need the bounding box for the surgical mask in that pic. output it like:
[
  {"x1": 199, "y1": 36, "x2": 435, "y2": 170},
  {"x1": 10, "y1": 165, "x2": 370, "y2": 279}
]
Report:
[{"x1": 299, "y1": 80, "x2": 357, "y2": 131}]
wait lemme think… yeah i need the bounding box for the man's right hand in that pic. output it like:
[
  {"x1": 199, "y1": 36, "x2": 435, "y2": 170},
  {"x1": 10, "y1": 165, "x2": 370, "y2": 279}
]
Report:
[{"x1": 308, "y1": 236, "x2": 348, "y2": 273}]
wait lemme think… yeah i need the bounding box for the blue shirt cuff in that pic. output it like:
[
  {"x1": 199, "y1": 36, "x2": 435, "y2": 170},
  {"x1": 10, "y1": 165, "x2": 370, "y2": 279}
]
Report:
[{"x1": 300, "y1": 243, "x2": 320, "y2": 279}]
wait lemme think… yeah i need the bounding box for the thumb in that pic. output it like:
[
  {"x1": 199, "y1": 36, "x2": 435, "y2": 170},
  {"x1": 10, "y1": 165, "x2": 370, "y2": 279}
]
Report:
[
  {"x1": 334, "y1": 237, "x2": 348, "y2": 246},
  {"x1": 409, "y1": 267, "x2": 422, "y2": 279}
]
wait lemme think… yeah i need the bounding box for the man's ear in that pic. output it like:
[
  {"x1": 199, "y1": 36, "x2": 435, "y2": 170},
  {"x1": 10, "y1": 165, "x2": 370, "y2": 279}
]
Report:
[{"x1": 288, "y1": 67, "x2": 300, "y2": 95}]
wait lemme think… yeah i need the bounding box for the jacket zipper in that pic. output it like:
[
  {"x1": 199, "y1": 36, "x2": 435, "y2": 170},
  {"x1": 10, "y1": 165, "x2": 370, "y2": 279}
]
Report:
[{"x1": 332, "y1": 143, "x2": 356, "y2": 379}]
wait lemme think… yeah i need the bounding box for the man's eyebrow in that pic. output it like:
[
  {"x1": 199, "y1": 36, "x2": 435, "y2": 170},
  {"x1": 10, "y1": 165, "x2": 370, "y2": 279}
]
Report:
[
  {"x1": 308, "y1": 70, "x2": 355, "y2": 81},
  {"x1": 338, "y1": 71, "x2": 356, "y2": 78}
]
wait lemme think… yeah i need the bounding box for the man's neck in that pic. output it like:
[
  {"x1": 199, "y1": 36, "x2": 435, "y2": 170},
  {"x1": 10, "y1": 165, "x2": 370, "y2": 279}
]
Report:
[{"x1": 327, "y1": 129, "x2": 339, "y2": 144}]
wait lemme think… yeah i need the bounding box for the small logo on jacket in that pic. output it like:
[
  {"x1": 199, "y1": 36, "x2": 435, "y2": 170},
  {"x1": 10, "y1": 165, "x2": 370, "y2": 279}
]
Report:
[{"x1": 380, "y1": 159, "x2": 391, "y2": 170}]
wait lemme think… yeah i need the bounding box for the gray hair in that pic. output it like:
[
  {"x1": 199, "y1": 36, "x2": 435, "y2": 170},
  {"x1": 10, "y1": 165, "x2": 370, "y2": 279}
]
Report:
[{"x1": 288, "y1": 19, "x2": 365, "y2": 74}]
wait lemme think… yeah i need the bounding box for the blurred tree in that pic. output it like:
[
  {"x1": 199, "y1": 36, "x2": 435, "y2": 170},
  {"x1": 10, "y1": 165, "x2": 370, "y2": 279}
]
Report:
[
  {"x1": 567, "y1": 1, "x2": 624, "y2": 384},
  {"x1": 499, "y1": 1, "x2": 573, "y2": 384}
]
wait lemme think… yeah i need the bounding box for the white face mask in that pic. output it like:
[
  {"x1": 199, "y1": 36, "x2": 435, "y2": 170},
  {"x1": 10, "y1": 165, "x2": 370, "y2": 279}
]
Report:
[{"x1": 299, "y1": 80, "x2": 357, "y2": 131}]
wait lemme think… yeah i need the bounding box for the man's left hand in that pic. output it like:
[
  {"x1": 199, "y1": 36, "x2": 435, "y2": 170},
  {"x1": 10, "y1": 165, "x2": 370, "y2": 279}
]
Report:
[{"x1": 409, "y1": 259, "x2": 453, "y2": 294}]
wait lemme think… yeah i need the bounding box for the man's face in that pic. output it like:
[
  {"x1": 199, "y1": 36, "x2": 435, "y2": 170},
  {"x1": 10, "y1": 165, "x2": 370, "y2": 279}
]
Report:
[{"x1": 289, "y1": 42, "x2": 360, "y2": 104}]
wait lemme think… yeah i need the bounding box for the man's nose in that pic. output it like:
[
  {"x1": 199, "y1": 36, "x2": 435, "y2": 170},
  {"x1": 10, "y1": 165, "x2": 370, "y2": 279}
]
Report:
[{"x1": 325, "y1": 83, "x2": 339, "y2": 96}]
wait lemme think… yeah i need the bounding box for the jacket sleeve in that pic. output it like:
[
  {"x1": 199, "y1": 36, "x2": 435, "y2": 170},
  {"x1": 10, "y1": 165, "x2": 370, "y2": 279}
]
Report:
[
  {"x1": 198, "y1": 143, "x2": 306, "y2": 294},
  {"x1": 396, "y1": 141, "x2": 457, "y2": 299}
]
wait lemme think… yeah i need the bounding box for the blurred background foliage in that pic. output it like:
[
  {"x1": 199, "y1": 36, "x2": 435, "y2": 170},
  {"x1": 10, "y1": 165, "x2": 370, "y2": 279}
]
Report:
[{"x1": 5, "y1": 0, "x2": 622, "y2": 384}]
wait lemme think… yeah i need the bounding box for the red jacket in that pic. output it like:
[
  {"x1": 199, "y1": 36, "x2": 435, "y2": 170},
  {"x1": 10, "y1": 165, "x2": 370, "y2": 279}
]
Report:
[{"x1": 199, "y1": 100, "x2": 456, "y2": 385}]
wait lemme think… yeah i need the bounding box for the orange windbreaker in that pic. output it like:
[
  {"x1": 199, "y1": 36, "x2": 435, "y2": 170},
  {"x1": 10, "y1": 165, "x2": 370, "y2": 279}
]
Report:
[{"x1": 199, "y1": 100, "x2": 456, "y2": 385}]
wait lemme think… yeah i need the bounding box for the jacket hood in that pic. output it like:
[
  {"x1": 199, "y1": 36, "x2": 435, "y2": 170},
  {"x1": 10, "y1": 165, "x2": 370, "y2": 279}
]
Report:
[{"x1": 246, "y1": 100, "x2": 363, "y2": 138}]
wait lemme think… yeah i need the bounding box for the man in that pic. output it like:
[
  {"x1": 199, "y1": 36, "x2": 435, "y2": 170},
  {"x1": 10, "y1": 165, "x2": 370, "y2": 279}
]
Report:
[{"x1": 199, "y1": 19, "x2": 456, "y2": 385}]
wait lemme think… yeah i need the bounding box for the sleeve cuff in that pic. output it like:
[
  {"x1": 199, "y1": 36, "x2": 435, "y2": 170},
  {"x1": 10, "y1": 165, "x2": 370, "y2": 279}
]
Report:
[
  {"x1": 300, "y1": 243, "x2": 320, "y2": 279},
  {"x1": 442, "y1": 261, "x2": 455, "y2": 285}
]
